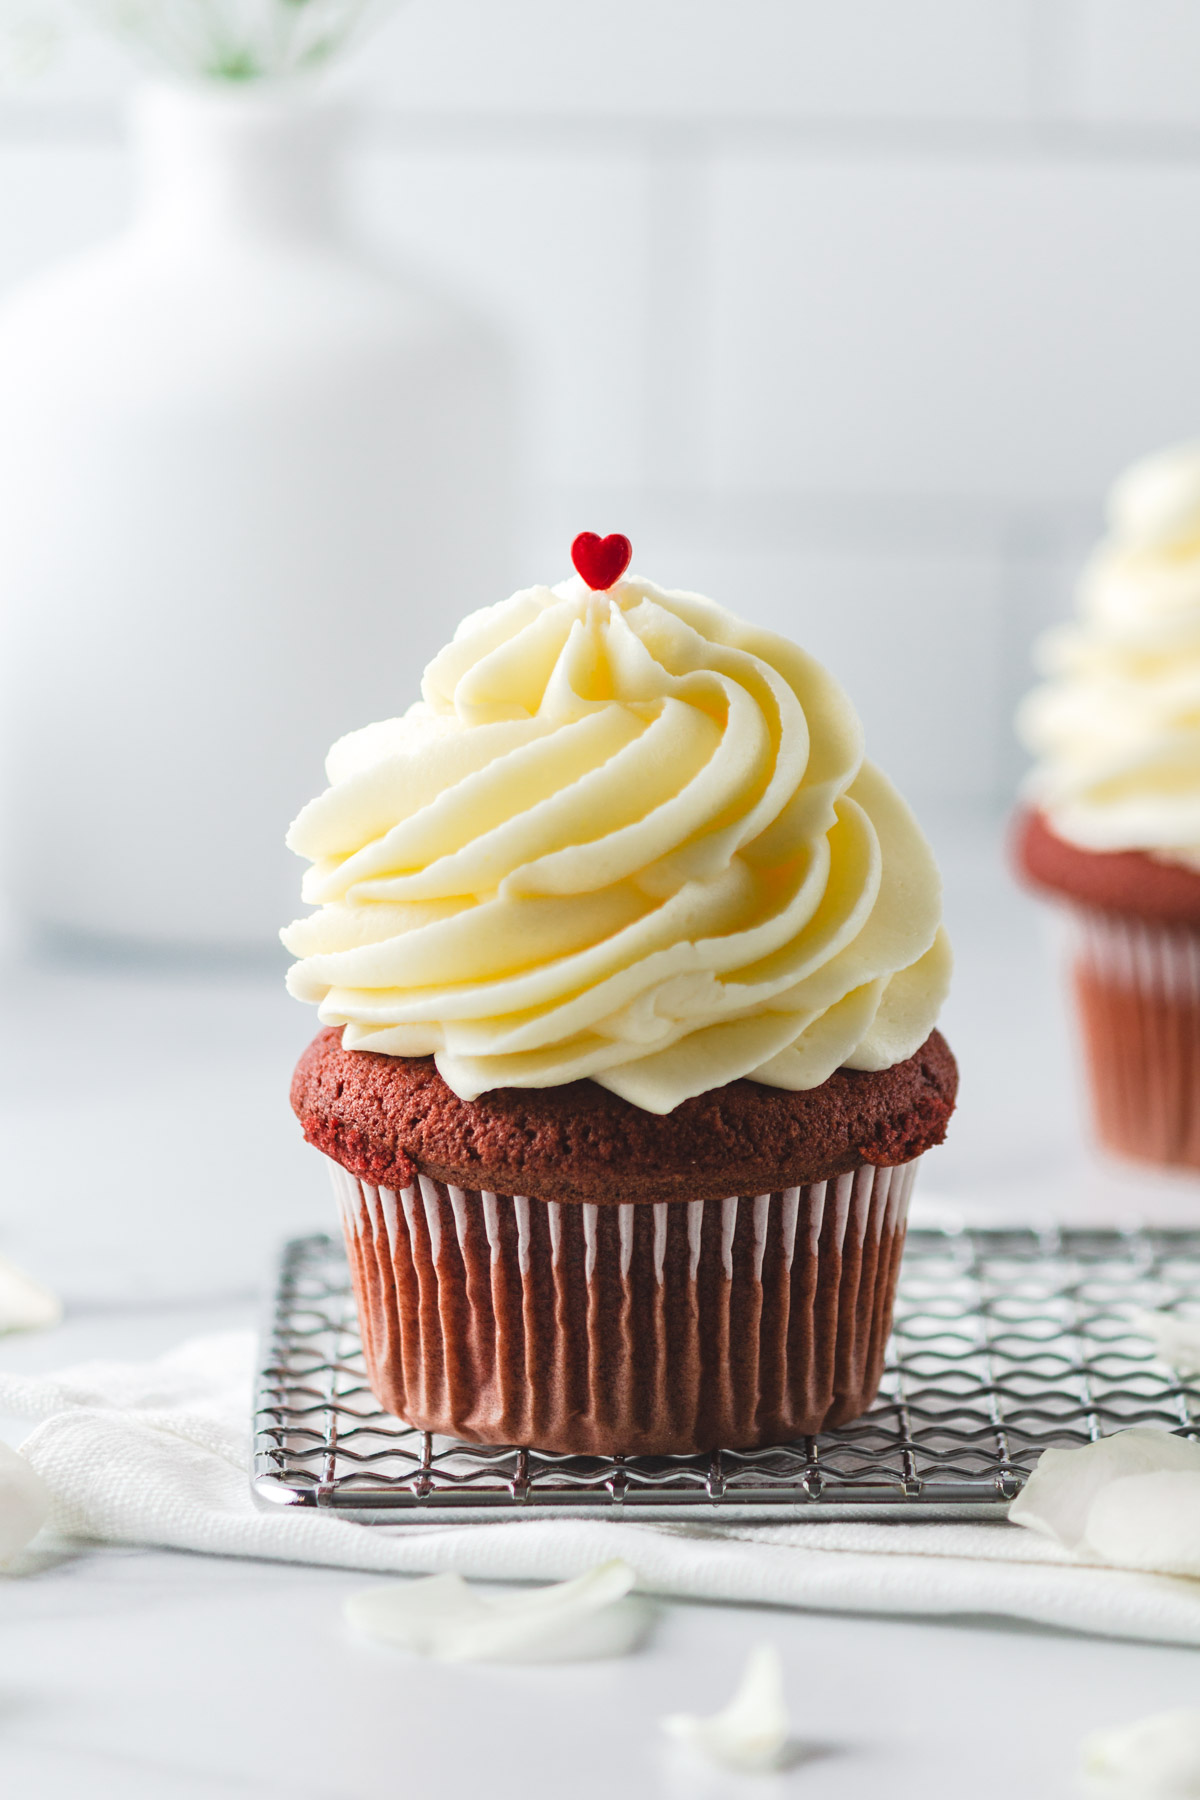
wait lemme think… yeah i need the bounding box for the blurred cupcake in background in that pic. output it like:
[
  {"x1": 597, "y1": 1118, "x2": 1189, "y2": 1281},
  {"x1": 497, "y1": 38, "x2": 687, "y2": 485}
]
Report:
[{"x1": 1015, "y1": 443, "x2": 1200, "y2": 1170}]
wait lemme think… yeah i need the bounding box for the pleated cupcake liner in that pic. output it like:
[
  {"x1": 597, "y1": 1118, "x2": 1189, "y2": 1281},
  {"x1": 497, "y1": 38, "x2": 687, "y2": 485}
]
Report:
[
  {"x1": 328, "y1": 1156, "x2": 920, "y2": 1456},
  {"x1": 1067, "y1": 904, "x2": 1200, "y2": 1171}
]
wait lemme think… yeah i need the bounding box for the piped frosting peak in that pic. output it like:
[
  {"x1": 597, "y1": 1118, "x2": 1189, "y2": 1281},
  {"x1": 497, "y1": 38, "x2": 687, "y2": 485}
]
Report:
[
  {"x1": 284, "y1": 569, "x2": 949, "y2": 1113},
  {"x1": 1020, "y1": 442, "x2": 1200, "y2": 864}
]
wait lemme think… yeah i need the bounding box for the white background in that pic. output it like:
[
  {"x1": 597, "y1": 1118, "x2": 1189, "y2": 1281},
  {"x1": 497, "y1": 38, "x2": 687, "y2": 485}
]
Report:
[
  {"x1": 1, "y1": 13, "x2": 1199, "y2": 1795},
  {"x1": 8, "y1": 0, "x2": 1200, "y2": 811}
]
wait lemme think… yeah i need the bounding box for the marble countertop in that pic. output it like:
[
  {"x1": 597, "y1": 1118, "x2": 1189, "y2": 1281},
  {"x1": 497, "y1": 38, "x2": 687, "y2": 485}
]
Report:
[{"x1": 0, "y1": 810, "x2": 1197, "y2": 1798}]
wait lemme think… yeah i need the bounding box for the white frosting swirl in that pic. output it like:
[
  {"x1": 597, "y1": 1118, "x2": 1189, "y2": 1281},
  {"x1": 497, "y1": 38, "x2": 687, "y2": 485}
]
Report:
[
  {"x1": 284, "y1": 574, "x2": 950, "y2": 1114},
  {"x1": 1019, "y1": 442, "x2": 1200, "y2": 865}
]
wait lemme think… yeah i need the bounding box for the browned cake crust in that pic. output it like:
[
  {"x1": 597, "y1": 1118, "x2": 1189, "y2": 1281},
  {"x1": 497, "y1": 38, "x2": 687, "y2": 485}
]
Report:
[
  {"x1": 292, "y1": 1026, "x2": 958, "y2": 1204},
  {"x1": 1014, "y1": 807, "x2": 1200, "y2": 926}
]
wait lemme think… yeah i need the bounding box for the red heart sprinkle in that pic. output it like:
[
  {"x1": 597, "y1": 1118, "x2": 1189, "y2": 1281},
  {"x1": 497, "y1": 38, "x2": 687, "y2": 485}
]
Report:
[{"x1": 571, "y1": 531, "x2": 632, "y2": 592}]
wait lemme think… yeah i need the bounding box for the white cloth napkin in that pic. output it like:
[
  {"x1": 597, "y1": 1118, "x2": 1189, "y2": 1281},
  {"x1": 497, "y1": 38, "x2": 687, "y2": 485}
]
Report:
[{"x1": 2, "y1": 1331, "x2": 1199, "y2": 1648}]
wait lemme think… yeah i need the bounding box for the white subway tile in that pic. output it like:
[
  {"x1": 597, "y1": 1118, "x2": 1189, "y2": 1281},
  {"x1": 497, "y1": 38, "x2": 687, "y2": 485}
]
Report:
[
  {"x1": 350, "y1": 146, "x2": 651, "y2": 491},
  {"x1": 709, "y1": 155, "x2": 1200, "y2": 503},
  {"x1": 353, "y1": 0, "x2": 1037, "y2": 123},
  {"x1": 1058, "y1": 0, "x2": 1200, "y2": 127}
]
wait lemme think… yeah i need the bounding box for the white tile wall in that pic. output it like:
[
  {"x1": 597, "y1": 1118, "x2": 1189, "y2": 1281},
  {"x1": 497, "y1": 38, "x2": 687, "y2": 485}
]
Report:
[
  {"x1": 353, "y1": 144, "x2": 652, "y2": 490},
  {"x1": 1060, "y1": 0, "x2": 1200, "y2": 127},
  {"x1": 996, "y1": 517, "x2": 1101, "y2": 791},
  {"x1": 709, "y1": 155, "x2": 1200, "y2": 504},
  {"x1": 1, "y1": 3, "x2": 1198, "y2": 808},
  {"x1": 355, "y1": 0, "x2": 1039, "y2": 123}
]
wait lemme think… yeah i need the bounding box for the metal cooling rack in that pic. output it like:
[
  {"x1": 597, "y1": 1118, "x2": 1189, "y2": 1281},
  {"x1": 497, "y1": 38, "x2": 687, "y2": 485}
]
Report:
[{"x1": 252, "y1": 1225, "x2": 1200, "y2": 1522}]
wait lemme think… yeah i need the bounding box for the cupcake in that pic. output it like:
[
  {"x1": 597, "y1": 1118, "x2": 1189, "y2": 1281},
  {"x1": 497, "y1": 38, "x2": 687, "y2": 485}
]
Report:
[
  {"x1": 284, "y1": 534, "x2": 956, "y2": 1454},
  {"x1": 1016, "y1": 444, "x2": 1200, "y2": 1170}
]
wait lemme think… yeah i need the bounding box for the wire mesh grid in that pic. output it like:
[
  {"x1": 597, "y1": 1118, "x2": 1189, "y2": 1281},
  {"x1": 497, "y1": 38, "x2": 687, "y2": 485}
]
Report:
[{"x1": 252, "y1": 1225, "x2": 1200, "y2": 1522}]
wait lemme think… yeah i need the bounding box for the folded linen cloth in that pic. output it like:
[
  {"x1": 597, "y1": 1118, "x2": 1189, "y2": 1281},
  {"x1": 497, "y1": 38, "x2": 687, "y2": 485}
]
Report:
[{"x1": 1, "y1": 1332, "x2": 1199, "y2": 1648}]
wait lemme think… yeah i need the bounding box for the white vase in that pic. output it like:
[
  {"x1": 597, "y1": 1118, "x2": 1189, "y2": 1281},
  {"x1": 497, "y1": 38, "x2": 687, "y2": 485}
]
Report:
[{"x1": 0, "y1": 81, "x2": 514, "y2": 953}]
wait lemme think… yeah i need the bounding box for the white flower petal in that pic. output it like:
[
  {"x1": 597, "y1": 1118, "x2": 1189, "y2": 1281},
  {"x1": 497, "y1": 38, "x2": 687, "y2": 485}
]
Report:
[
  {"x1": 0, "y1": 1255, "x2": 61, "y2": 1334},
  {"x1": 1082, "y1": 1709, "x2": 1200, "y2": 1795},
  {"x1": 1082, "y1": 1472, "x2": 1200, "y2": 1576},
  {"x1": 661, "y1": 1646, "x2": 791, "y2": 1773},
  {"x1": 345, "y1": 1559, "x2": 651, "y2": 1663},
  {"x1": 1009, "y1": 1430, "x2": 1200, "y2": 1551},
  {"x1": 0, "y1": 1441, "x2": 49, "y2": 1561},
  {"x1": 1136, "y1": 1310, "x2": 1200, "y2": 1378}
]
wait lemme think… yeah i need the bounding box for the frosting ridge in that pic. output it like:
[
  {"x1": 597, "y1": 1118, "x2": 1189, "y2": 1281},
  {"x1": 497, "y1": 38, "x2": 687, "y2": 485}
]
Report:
[
  {"x1": 1019, "y1": 442, "x2": 1200, "y2": 864},
  {"x1": 284, "y1": 574, "x2": 949, "y2": 1113}
]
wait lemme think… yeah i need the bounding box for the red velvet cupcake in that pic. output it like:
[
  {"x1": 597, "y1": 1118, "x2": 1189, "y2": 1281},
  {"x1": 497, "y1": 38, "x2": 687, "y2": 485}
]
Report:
[
  {"x1": 292, "y1": 1027, "x2": 955, "y2": 1454},
  {"x1": 1016, "y1": 444, "x2": 1200, "y2": 1172},
  {"x1": 1015, "y1": 809, "x2": 1200, "y2": 1169},
  {"x1": 283, "y1": 540, "x2": 956, "y2": 1453}
]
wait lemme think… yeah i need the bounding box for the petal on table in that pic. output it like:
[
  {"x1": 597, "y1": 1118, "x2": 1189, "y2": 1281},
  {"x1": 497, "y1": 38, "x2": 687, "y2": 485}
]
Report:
[
  {"x1": 0, "y1": 1441, "x2": 49, "y2": 1562},
  {"x1": 1009, "y1": 1430, "x2": 1200, "y2": 1552},
  {"x1": 344, "y1": 1559, "x2": 651, "y2": 1662},
  {"x1": 661, "y1": 1645, "x2": 792, "y2": 1773},
  {"x1": 1083, "y1": 1471, "x2": 1200, "y2": 1577},
  {"x1": 1136, "y1": 1309, "x2": 1200, "y2": 1378},
  {"x1": 1081, "y1": 1708, "x2": 1200, "y2": 1795},
  {"x1": 0, "y1": 1255, "x2": 61, "y2": 1334}
]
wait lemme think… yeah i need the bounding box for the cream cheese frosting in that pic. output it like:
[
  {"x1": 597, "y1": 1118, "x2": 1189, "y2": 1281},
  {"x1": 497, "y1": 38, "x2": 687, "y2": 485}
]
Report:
[
  {"x1": 284, "y1": 571, "x2": 950, "y2": 1114},
  {"x1": 1019, "y1": 442, "x2": 1200, "y2": 866}
]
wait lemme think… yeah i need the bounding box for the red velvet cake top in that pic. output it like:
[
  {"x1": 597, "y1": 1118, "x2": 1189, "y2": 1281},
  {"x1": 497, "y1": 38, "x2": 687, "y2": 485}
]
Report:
[
  {"x1": 1014, "y1": 808, "x2": 1200, "y2": 926},
  {"x1": 292, "y1": 1026, "x2": 958, "y2": 1204}
]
